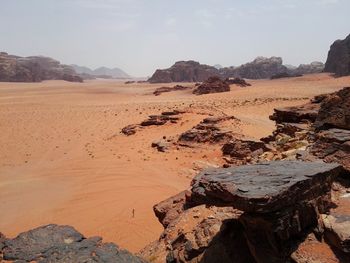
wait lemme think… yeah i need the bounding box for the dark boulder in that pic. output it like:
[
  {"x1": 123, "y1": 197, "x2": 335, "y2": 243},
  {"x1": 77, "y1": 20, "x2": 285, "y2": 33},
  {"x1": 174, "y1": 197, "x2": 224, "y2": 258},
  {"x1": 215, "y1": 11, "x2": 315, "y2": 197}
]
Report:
[
  {"x1": 191, "y1": 161, "x2": 342, "y2": 213},
  {"x1": 2, "y1": 224, "x2": 146, "y2": 262},
  {"x1": 324, "y1": 34, "x2": 350, "y2": 76}
]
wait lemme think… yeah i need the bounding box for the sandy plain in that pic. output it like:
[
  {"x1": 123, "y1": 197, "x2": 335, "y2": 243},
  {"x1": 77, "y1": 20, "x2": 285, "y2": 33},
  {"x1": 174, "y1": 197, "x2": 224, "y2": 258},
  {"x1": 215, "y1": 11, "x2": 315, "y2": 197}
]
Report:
[{"x1": 0, "y1": 73, "x2": 349, "y2": 252}]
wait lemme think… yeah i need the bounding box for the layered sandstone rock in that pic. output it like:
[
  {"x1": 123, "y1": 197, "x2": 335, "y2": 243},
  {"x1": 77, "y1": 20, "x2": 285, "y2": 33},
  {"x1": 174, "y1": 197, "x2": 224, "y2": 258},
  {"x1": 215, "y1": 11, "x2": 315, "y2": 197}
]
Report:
[
  {"x1": 0, "y1": 52, "x2": 82, "y2": 82},
  {"x1": 190, "y1": 161, "x2": 344, "y2": 262},
  {"x1": 315, "y1": 87, "x2": 350, "y2": 130},
  {"x1": 324, "y1": 34, "x2": 350, "y2": 76},
  {"x1": 153, "y1": 85, "x2": 192, "y2": 96},
  {"x1": 1, "y1": 224, "x2": 146, "y2": 262}
]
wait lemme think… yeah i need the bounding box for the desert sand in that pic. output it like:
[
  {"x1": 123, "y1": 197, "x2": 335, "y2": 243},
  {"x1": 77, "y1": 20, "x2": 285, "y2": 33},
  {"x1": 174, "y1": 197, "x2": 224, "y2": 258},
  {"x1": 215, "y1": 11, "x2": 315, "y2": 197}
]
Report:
[{"x1": 0, "y1": 73, "x2": 349, "y2": 252}]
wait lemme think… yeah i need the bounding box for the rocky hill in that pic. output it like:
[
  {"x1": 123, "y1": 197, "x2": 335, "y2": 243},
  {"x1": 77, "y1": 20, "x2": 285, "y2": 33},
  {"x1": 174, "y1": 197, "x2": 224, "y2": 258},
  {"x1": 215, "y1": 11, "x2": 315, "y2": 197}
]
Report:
[
  {"x1": 148, "y1": 60, "x2": 219, "y2": 83},
  {"x1": 148, "y1": 58, "x2": 324, "y2": 83},
  {"x1": 324, "y1": 34, "x2": 350, "y2": 76},
  {"x1": 0, "y1": 52, "x2": 82, "y2": 82},
  {"x1": 71, "y1": 64, "x2": 130, "y2": 79}
]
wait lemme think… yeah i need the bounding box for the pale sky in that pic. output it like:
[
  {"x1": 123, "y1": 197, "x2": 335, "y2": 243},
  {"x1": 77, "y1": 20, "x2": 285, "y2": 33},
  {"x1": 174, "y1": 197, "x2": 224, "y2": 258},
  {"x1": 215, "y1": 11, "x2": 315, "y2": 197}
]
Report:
[{"x1": 0, "y1": 0, "x2": 349, "y2": 77}]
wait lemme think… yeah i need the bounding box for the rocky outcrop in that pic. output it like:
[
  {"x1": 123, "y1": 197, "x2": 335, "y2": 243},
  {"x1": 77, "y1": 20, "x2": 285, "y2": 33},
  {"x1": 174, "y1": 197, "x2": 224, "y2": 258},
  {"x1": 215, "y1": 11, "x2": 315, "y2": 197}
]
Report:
[
  {"x1": 224, "y1": 77, "x2": 251, "y2": 87},
  {"x1": 221, "y1": 139, "x2": 268, "y2": 165},
  {"x1": 270, "y1": 102, "x2": 320, "y2": 124},
  {"x1": 121, "y1": 110, "x2": 185, "y2": 136},
  {"x1": 192, "y1": 76, "x2": 230, "y2": 95},
  {"x1": 190, "y1": 161, "x2": 343, "y2": 262},
  {"x1": 324, "y1": 34, "x2": 350, "y2": 76},
  {"x1": 148, "y1": 61, "x2": 219, "y2": 83},
  {"x1": 222, "y1": 57, "x2": 288, "y2": 79},
  {"x1": 315, "y1": 87, "x2": 350, "y2": 130},
  {"x1": 322, "y1": 214, "x2": 350, "y2": 253},
  {"x1": 0, "y1": 52, "x2": 82, "y2": 82},
  {"x1": 178, "y1": 116, "x2": 236, "y2": 144},
  {"x1": 141, "y1": 205, "x2": 248, "y2": 263},
  {"x1": 143, "y1": 160, "x2": 348, "y2": 263},
  {"x1": 153, "y1": 190, "x2": 191, "y2": 228},
  {"x1": 293, "y1": 61, "x2": 325, "y2": 75},
  {"x1": 153, "y1": 85, "x2": 192, "y2": 96},
  {"x1": 148, "y1": 57, "x2": 325, "y2": 83},
  {"x1": 0, "y1": 224, "x2": 146, "y2": 262}
]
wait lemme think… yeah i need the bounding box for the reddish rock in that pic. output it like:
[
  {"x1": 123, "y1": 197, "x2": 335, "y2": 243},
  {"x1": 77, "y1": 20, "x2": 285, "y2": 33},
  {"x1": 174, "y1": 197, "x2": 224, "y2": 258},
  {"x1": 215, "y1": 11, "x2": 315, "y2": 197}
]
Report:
[
  {"x1": 315, "y1": 87, "x2": 350, "y2": 130},
  {"x1": 222, "y1": 139, "x2": 268, "y2": 165},
  {"x1": 270, "y1": 103, "x2": 320, "y2": 124},
  {"x1": 153, "y1": 190, "x2": 191, "y2": 228}
]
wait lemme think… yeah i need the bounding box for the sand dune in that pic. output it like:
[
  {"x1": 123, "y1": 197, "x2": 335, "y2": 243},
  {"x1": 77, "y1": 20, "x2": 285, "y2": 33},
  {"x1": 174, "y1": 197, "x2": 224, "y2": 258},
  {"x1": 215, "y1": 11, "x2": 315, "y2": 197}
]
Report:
[{"x1": 0, "y1": 73, "x2": 349, "y2": 252}]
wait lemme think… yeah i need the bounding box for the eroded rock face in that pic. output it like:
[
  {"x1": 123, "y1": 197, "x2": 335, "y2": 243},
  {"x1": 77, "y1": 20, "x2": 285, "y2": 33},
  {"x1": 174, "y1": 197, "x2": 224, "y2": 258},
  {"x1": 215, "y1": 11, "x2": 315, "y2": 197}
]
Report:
[
  {"x1": 153, "y1": 190, "x2": 191, "y2": 228},
  {"x1": 193, "y1": 76, "x2": 230, "y2": 95},
  {"x1": 324, "y1": 34, "x2": 350, "y2": 76},
  {"x1": 0, "y1": 52, "x2": 82, "y2": 82},
  {"x1": 322, "y1": 214, "x2": 350, "y2": 253},
  {"x1": 315, "y1": 87, "x2": 350, "y2": 130},
  {"x1": 223, "y1": 56, "x2": 288, "y2": 79},
  {"x1": 1, "y1": 224, "x2": 146, "y2": 262},
  {"x1": 191, "y1": 161, "x2": 341, "y2": 212},
  {"x1": 141, "y1": 205, "x2": 248, "y2": 263},
  {"x1": 222, "y1": 139, "x2": 268, "y2": 165},
  {"x1": 270, "y1": 102, "x2": 320, "y2": 124},
  {"x1": 148, "y1": 61, "x2": 219, "y2": 83}
]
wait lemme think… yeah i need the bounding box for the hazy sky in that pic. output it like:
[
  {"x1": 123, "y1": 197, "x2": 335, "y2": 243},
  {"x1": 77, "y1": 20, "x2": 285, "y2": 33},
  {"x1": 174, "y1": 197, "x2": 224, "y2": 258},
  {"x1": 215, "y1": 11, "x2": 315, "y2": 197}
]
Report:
[{"x1": 0, "y1": 0, "x2": 349, "y2": 77}]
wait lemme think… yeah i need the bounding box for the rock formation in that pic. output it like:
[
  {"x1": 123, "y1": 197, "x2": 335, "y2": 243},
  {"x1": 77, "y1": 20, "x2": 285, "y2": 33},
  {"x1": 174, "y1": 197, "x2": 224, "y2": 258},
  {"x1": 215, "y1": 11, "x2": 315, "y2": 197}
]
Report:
[
  {"x1": 142, "y1": 161, "x2": 348, "y2": 262},
  {"x1": 224, "y1": 77, "x2": 251, "y2": 87},
  {"x1": 121, "y1": 110, "x2": 185, "y2": 136},
  {"x1": 0, "y1": 52, "x2": 82, "y2": 82},
  {"x1": 0, "y1": 224, "x2": 146, "y2": 262},
  {"x1": 324, "y1": 34, "x2": 350, "y2": 76},
  {"x1": 293, "y1": 61, "x2": 325, "y2": 75},
  {"x1": 178, "y1": 116, "x2": 237, "y2": 144},
  {"x1": 148, "y1": 57, "x2": 325, "y2": 83},
  {"x1": 223, "y1": 56, "x2": 288, "y2": 79},
  {"x1": 148, "y1": 61, "x2": 219, "y2": 83},
  {"x1": 71, "y1": 64, "x2": 130, "y2": 79},
  {"x1": 192, "y1": 76, "x2": 230, "y2": 95},
  {"x1": 153, "y1": 85, "x2": 192, "y2": 96}
]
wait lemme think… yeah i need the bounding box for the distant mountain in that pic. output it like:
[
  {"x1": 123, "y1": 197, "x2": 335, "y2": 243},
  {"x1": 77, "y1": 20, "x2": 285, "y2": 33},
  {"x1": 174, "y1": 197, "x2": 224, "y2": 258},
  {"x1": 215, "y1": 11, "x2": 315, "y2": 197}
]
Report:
[
  {"x1": 0, "y1": 52, "x2": 82, "y2": 82},
  {"x1": 70, "y1": 65, "x2": 130, "y2": 79},
  {"x1": 148, "y1": 57, "x2": 325, "y2": 83}
]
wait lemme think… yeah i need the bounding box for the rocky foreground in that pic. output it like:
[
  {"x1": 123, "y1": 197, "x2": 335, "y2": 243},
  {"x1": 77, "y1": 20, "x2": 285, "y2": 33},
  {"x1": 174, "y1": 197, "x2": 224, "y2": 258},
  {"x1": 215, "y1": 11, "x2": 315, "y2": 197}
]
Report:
[
  {"x1": 0, "y1": 224, "x2": 145, "y2": 262},
  {"x1": 140, "y1": 86, "x2": 350, "y2": 262}
]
